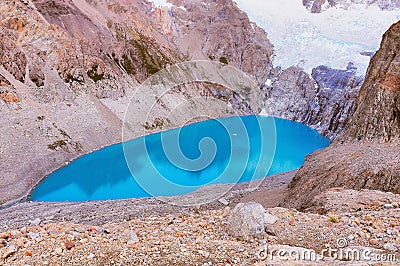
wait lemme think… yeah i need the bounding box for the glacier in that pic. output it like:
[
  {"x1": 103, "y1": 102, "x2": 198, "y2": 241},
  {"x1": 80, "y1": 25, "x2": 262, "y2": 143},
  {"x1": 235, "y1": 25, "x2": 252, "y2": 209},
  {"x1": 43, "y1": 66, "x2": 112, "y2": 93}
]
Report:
[{"x1": 233, "y1": 0, "x2": 400, "y2": 75}]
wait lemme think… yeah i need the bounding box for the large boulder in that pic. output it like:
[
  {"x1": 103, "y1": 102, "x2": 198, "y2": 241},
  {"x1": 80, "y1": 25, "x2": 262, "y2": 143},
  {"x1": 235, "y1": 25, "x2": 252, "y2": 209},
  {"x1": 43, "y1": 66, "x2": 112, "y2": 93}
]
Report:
[{"x1": 227, "y1": 202, "x2": 266, "y2": 241}]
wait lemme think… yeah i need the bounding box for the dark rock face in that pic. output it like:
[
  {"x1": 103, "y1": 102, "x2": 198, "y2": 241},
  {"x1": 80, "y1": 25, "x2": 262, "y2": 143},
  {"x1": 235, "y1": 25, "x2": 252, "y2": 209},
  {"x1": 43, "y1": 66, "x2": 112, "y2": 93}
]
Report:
[
  {"x1": 262, "y1": 64, "x2": 363, "y2": 139},
  {"x1": 284, "y1": 22, "x2": 400, "y2": 210},
  {"x1": 306, "y1": 64, "x2": 363, "y2": 139},
  {"x1": 262, "y1": 66, "x2": 317, "y2": 124},
  {"x1": 303, "y1": 0, "x2": 400, "y2": 13}
]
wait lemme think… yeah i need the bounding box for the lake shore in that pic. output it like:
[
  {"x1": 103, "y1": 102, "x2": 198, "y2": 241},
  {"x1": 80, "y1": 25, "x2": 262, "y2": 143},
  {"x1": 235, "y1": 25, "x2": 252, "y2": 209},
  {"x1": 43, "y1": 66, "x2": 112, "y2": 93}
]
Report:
[{"x1": 0, "y1": 171, "x2": 296, "y2": 230}]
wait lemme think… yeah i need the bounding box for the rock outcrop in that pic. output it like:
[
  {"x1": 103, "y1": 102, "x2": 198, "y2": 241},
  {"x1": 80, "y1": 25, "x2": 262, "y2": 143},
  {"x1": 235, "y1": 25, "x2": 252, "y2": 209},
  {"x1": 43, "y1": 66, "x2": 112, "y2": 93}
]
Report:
[
  {"x1": 261, "y1": 63, "x2": 363, "y2": 139},
  {"x1": 284, "y1": 22, "x2": 400, "y2": 210},
  {"x1": 303, "y1": 0, "x2": 400, "y2": 13}
]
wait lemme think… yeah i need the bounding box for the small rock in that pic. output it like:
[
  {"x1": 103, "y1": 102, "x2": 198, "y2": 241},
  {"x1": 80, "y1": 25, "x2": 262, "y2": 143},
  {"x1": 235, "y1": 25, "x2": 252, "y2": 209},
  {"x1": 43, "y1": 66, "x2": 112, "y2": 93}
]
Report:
[
  {"x1": 24, "y1": 250, "x2": 33, "y2": 256},
  {"x1": 228, "y1": 202, "x2": 266, "y2": 241},
  {"x1": 383, "y1": 243, "x2": 398, "y2": 252},
  {"x1": 1, "y1": 245, "x2": 17, "y2": 259},
  {"x1": 383, "y1": 204, "x2": 393, "y2": 209},
  {"x1": 31, "y1": 218, "x2": 41, "y2": 226},
  {"x1": 0, "y1": 232, "x2": 10, "y2": 239},
  {"x1": 55, "y1": 247, "x2": 63, "y2": 255},
  {"x1": 126, "y1": 230, "x2": 139, "y2": 245},
  {"x1": 348, "y1": 234, "x2": 355, "y2": 241},
  {"x1": 376, "y1": 233, "x2": 385, "y2": 238},
  {"x1": 87, "y1": 253, "x2": 95, "y2": 259},
  {"x1": 218, "y1": 198, "x2": 229, "y2": 206},
  {"x1": 20, "y1": 227, "x2": 27, "y2": 235},
  {"x1": 74, "y1": 227, "x2": 86, "y2": 233},
  {"x1": 264, "y1": 213, "x2": 278, "y2": 225},
  {"x1": 29, "y1": 232, "x2": 40, "y2": 240},
  {"x1": 65, "y1": 241, "x2": 75, "y2": 250}
]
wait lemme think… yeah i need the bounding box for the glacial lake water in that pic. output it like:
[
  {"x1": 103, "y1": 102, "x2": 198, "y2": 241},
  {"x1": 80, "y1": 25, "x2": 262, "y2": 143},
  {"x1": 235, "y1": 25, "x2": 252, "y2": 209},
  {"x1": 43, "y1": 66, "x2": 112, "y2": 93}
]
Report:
[{"x1": 30, "y1": 116, "x2": 330, "y2": 202}]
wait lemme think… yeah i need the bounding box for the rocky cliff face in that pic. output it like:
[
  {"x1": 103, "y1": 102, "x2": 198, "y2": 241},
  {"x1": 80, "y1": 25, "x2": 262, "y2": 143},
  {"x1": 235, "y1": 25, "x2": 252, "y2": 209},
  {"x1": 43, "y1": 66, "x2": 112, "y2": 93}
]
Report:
[
  {"x1": 303, "y1": 0, "x2": 400, "y2": 13},
  {"x1": 340, "y1": 22, "x2": 400, "y2": 142},
  {"x1": 0, "y1": 0, "x2": 273, "y2": 205},
  {"x1": 261, "y1": 63, "x2": 363, "y2": 139},
  {"x1": 285, "y1": 22, "x2": 400, "y2": 210}
]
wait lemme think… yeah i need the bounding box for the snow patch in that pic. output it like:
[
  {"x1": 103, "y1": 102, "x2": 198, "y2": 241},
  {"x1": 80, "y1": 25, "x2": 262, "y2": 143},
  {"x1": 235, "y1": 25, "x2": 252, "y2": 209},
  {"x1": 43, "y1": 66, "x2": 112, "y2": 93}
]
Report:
[{"x1": 147, "y1": 0, "x2": 173, "y2": 9}]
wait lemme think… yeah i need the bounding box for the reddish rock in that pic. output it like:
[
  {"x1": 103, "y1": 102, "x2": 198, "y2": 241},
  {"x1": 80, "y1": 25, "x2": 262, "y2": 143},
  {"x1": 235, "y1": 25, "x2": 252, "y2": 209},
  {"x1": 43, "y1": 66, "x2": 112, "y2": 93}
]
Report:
[{"x1": 65, "y1": 241, "x2": 75, "y2": 250}]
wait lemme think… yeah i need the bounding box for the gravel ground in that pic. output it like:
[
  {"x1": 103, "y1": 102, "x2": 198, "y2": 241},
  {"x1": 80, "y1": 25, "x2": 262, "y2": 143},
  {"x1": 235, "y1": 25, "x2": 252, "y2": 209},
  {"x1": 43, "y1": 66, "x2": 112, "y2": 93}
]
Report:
[{"x1": 1, "y1": 175, "x2": 399, "y2": 265}]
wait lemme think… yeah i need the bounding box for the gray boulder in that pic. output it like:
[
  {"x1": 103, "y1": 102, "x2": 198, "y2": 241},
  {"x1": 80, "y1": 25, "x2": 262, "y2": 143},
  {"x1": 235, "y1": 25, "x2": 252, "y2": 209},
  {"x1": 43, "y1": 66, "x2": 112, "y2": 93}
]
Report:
[{"x1": 228, "y1": 202, "x2": 266, "y2": 241}]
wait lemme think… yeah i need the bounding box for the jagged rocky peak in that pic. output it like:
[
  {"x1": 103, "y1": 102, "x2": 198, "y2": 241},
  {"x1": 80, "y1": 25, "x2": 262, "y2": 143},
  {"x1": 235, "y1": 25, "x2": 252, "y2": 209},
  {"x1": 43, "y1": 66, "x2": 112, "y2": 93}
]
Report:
[
  {"x1": 303, "y1": 0, "x2": 400, "y2": 13},
  {"x1": 261, "y1": 63, "x2": 363, "y2": 139},
  {"x1": 340, "y1": 21, "x2": 400, "y2": 142},
  {"x1": 160, "y1": 0, "x2": 274, "y2": 83}
]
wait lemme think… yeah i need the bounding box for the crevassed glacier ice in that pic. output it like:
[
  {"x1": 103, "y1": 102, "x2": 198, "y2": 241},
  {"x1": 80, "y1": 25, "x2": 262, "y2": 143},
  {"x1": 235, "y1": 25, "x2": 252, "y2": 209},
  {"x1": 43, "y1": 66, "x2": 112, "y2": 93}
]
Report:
[{"x1": 233, "y1": 0, "x2": 400, "y2": 75}]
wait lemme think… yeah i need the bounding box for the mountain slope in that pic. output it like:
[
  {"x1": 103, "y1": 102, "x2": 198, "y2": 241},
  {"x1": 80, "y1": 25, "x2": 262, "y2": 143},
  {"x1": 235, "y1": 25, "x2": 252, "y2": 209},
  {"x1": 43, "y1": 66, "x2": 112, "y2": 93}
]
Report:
[{"x1": 0, "y1": 0, "x2": 273, "y2": 205}]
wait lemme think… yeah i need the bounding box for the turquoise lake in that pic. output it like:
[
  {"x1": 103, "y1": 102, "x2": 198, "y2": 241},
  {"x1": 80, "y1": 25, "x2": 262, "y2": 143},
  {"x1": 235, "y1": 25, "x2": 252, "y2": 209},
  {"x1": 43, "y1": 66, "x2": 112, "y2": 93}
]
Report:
[{"x1": 30, "y1": 116, "x2": 330, "y2": 202}]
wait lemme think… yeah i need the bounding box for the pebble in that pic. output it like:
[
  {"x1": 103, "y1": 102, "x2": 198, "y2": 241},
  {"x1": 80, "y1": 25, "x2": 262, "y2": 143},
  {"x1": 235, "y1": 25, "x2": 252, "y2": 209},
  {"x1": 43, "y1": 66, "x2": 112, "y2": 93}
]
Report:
[
  {"x1": 218, "y1": 198, "x2": 229, "y2": 206},
  {"x1": 264, "y1": 213, "x2": 279, "y2": 225},
  {"x1": 65, "y1": 241, "x2": 75, "y2": 250},
  {"x1": 29, "y1": 232, "x2": 40, "y2": 240},
  {"x1": 0, "y1": 232, "x2": 10, "y2": 239},
  {"x1": 383, "y1": 204, "x2": 393, "y2": 209},
  {"x1": 31, "y1": 218, "x2": 41, "y2": 226},
  {"x1": 126, "y1": 230, "x2": 139, "y2": 245},
  {"x1": 383, "y1": 243, "x2": 398, "y2": 252},
  {"x1": 54, "y1": 247, "x2": 63, "y2": 255}
]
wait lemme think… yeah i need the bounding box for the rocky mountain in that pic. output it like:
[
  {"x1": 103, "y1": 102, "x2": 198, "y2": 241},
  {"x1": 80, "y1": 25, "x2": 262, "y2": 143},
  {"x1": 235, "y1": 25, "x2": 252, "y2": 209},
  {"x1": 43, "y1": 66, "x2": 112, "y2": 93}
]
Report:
[
  {"x1": 261, "y1": 63, "x2": 363, "y2": 139},
  {"x1": 0, "y1": 0, "x2": 273, "y2": 205},
  {"x1": 284, "y1": 21, "x2": 400, "y2": 210},
  {"x1": 0, "y1": 0, "x2": 390, "y2": 206},
  {"x1": 303, "y1": 0, "x2": 400, "y2": 13}
]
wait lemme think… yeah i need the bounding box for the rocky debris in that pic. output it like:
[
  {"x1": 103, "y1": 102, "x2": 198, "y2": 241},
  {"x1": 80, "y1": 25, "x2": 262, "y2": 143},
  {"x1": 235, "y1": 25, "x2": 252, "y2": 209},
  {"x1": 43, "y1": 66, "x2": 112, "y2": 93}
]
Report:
[
  {"x1": 0, "y1": 208, "x2": 263, "y2": 265},
  {"x1": 218, "y1": 198, "x2": 229, "y2": 206},
  {"x1": 303, "y1": 0, "x2": 400, "y2": 13},
  {"x1": 285, "y1": 22, "x2": 400, "y2": 210},
  {"x1": 0, "y1": 188, "x2": 399, "y2": 265},
  {"x1": 384, "y1": 243, "x2": 398, "y2": 252},
  {"x1": 284, "y1": 140, "x2": 400, "y2": 210},
  {"x1": 302, "y1": 188, "x2": 400, "y2": 214},
  {"x1": 0, "y1": 91, "x2": 20, "y2": 103},
  {"x1": 228, "y1": 202, "x2": 266, "y2": 241}
]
